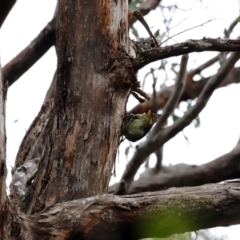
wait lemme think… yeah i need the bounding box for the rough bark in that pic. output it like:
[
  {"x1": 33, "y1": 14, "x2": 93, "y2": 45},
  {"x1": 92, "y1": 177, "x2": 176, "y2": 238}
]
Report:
[
  {"x1": 12, "y1": 0, "x2": 135, "y2": 214},
  {"x1": 0, "y1": 50, "x2": 8, "y2": 239},
  {"x1": 12, "y1": 182, "x2": 240, "y2": 240},
  {"x1": 133, "y1": 38, "x2": 240, "y2": 70}
]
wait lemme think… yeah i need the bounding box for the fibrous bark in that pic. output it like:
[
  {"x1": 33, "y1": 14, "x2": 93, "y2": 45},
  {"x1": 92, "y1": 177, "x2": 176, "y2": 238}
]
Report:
[
  {"x1": 0, "y1": 48, "x2": 8, "y2": 239},
  {"x1": 133, "y1": 38, "x2": 240, "y2": 70},
  {"x1": 13, "y1": 0, "x2": 135, "y2": 214},
  {"x1": 13, "y1": 182, "x2": 240, "y2": 240}
]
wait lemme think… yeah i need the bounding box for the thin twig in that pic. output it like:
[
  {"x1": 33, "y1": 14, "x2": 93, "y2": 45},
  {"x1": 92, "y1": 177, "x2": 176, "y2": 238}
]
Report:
[
  {"x1": 161, "y1": 19, "x2": 213, "y2": 46},
  {"x1": 130, "y1": 18, "x2": 238, "y2": 114},
  {"x1": 151, "y1": 54, "x2": 188, "y2": 136},
  {"x1": 150, "y1": 68, "x2": 158, "y2": 112}
]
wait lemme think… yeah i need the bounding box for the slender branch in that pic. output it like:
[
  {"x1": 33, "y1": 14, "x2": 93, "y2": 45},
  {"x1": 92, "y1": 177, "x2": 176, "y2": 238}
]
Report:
[
  {"x1": 131, "y1": 17, "x2": 240, "y2": 115},
  {"x1": 154, "y1": 146, "x2": 163, "y2": 170},
  {"x1": 224, "y1": 16, "x2": 239, "y2": 38},
  {"x1": 116, "y1": 51, "x2": 240, "y2": 195},
  {"x1": 149, "y1": 55, "x2": 188, "y2": 171},
  {"x1": 2, "y1": 18, "x2": 56, "y2": 87},
  {"x1": 150, "y1": 68, "x2": 158, "y2": 111},
  {"x1": 16, "y1": 182, "x2": 240, "y2": 240},
  {"x1": 129, "y1": 0, "x2": 162, "y2": 25},
  {"x1": 130, "y1": 66, "x2": 240, "y2": 114},
  {"x1": 151, "y1": 54, "x2": 188, "y2": 135},
  {"x1": 189, "y1": 55, "x2": 218, "y2": 76},
  {"x1": 219, "y1": 17, "x2": 239, "y2": 65},
  {"x1": 0, "y1": 0, "x2": 16, "y2": 28},
  {"x1": 161, "y1": 19, "x2": 213, "y2": 46},
  {"x1": 153, "y1": 51, "x2": 240, "y2": 144},
  {"x1": 110, "y1": 140, "x2": 240, "y2": 194},
  {"x1": 133, "y1": 38, "x2": 240, "y2": 70},
  {"x1": 177, "y1": 16, "x2": 238, "y2": 79}
]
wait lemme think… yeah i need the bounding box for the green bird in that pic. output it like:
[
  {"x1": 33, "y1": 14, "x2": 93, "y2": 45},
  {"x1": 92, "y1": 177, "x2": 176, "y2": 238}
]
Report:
[{"x1": 123, "y1": 110, "x2": 160, "y2": 142}]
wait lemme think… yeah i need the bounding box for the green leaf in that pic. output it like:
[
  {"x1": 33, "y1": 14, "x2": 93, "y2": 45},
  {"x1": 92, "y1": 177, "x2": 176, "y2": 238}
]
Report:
[{"x1": 154, "y1": 29, "x2": 160, "y2": 37}]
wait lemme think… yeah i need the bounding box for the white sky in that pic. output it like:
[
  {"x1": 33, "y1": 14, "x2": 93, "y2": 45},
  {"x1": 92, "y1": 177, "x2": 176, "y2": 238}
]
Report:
[{"x1": 1, "y1": 0, "x2": 240, "y2": 239}]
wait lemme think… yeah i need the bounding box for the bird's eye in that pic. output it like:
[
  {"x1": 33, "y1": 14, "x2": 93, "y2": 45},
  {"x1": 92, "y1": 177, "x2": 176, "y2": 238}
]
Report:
[{"x1": 134, "y1": 115, "x2": 140, "y2": 119}]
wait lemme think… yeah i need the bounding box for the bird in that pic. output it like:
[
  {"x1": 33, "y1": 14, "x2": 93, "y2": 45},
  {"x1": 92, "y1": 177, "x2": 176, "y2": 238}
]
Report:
[{"x1": 123, "y1": 110, "x2": 160, "y2": 142}]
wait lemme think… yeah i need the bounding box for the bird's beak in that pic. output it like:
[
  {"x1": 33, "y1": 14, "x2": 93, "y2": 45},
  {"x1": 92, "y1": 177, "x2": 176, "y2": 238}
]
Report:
[
  {"x1": 146, "y1": 109, "x2": 161, "y2": 124},
  {"x1": 146, "y1": 109, "x2": 152, "y2": 117},
  {"x1": 146, "y1": 110, "x2": 154, "y2": 124}
]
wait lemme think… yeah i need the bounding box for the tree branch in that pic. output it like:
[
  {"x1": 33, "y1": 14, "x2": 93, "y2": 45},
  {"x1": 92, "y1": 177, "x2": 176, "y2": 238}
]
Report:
[
  {"x1": 133, "y1": 38, "x2": 240, "y2": 70},
  {"x1": 224, "y1": 16, "x2": 239, "y2": 39},
  {"x1": 109, "y1": 141, "x2": 240, "y2": 194},
  {"x1": 2, "y1": 17, "x2": 55, "y2": 87},
  {"x1": 151, "y1": 54, "x2": 188, "y2": 135},
  {"x1": 116, "y1": 51, "x2": 240, "y2": 195},
  {"x1": 153, "y1": 51, "x2": 240, "y2": 145},
  {"x1": 0, "y1": 0, "x2": 16, "y2": 28},
  {"x1": 16, "y1": 182, "x2": 240, "y2": 240},
  {"x1": 131, "y1": 16, "x2": 240, "y2": 115},
  {"x1": 129, "y1": 0, "x2": 162, "y2": 26},
  {"x1": 188, "y1": 55, "x2": 218, "y2": 77},
  {"x1": 130, "y1": 66, "x2": 240, "y2": 114}
]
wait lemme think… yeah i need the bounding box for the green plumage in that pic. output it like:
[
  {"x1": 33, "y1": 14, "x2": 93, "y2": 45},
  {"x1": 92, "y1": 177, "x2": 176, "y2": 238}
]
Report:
[{"x1": 123, "y1": 110, "x2": 160, "y2": 142}]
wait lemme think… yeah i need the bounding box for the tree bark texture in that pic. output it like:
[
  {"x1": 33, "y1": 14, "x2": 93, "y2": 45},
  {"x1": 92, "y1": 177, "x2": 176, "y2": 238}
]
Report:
[
  {"x1": 12, "y1": 182, "x2": 240, "y2": 240},
  {"x1": 0, "y1": 54, "x2": 8, "y2": 239},
  {"x1": 13, "y1": 0, "x2": 136, "y2": 214}
]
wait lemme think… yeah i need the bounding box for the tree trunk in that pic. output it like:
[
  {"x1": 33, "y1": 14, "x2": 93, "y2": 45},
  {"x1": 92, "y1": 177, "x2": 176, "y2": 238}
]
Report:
[
  {"x1": 5, "y1": 1, "x2": 240, "y2": 239},
  {"x1": 0, "y1": 56, "x2": 4, "y2": 240},
  {"x1": 12, "y1": 0, "x2": 135, "y2": 214}
]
